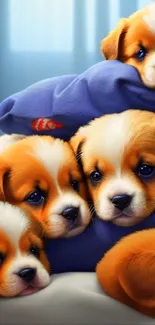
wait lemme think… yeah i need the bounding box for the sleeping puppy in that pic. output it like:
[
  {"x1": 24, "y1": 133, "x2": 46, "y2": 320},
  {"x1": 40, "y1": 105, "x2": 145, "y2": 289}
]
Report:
[
  {"x1": 71, "y1": 109, "x2": 155, "y2": 227},
  {"x1": 0, "y1": 202, "x2": 50, "y2": 297},
  {"x1": 0, "y1": 135, "x2": 90, "y2": 238},
  {"x1": 101, "y1": 3, "x2": 155, "y2": 88}
]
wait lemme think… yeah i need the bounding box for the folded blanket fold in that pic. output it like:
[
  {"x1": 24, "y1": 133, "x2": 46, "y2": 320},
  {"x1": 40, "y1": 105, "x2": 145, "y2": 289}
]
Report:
[{"x1": 1, "y1": 60, "x2": 155, "y2": 139}]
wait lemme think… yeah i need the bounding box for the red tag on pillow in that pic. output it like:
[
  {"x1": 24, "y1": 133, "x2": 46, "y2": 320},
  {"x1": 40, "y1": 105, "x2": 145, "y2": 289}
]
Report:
[{"x1": 32, "y1": 118, "x2": 64, "y2": 131}]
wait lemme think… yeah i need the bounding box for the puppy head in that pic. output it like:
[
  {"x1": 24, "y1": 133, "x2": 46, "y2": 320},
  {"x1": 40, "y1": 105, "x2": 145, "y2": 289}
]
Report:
[
  {"x1": 101, "y1": 3, "x2": 155, "y2": 87},
  {"x1": 96, "y1": 229, "x2": 155, "y2": 317},
  {"x1": 71, "y1": 110, "x2": 155, "y2": 227},
  {"x1": 0, "y1": 136, "x2": 90, "y2": 238},
  {"x1": 0, "y1": 202, "x2": 50, "y2": 297}
]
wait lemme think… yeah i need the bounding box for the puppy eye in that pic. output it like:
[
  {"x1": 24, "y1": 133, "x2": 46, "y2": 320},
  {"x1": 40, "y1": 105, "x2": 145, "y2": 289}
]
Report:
[
  {"x1": 25, "y1": 189, "x2": 46, "y2": 206},
  {"x1": 135, "y1": 46, "x2": 147, "y2": 61},
  {"x1": 137, "y1": 163, "x2": 155, "y2": 180},
  {"x1": 0, "y1": 253, "x2": 5, "y2": 266},
  {"x1": 30, "y1": 245, "x2": 40, "y2": 258},
  {"x1": 90, "y1": 170, "x2": 102, "y2": 184},
  {"x1": 71, "y1": 180, "x2": 79, "y2": 192}
]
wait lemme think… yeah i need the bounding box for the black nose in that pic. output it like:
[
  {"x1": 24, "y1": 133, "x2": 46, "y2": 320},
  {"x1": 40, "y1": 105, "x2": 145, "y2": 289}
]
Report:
[
  {"x1": 18, "y1": 268, "x2": 36, "y2": 283},
  {"x1": 111, "y1": 194, "x2": 132, "y2": 210},
  {"x1": 62, "y1": 207, "x2": 79, "y2": 221}
]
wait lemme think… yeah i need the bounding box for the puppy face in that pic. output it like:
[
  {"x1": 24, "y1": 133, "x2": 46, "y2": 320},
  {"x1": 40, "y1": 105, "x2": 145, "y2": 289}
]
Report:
[
  {"x1": 0, "y1": 202, "x2": 50, "y2": 297},
  {"x1": 0, "y1": 136, "x2": 90, "y2": 238},
  {"x1": 101, "y1": 3, "x2": 155, "y2": 88},
  {"x1": 71, "y1": 110, "x2": 155, "y2": 227}
]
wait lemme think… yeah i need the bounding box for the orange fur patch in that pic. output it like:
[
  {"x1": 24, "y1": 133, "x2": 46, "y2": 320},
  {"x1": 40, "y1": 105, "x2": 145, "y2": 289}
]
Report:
[{"x1": 96, "y1": 229, "x2": 155, "y2": 317}]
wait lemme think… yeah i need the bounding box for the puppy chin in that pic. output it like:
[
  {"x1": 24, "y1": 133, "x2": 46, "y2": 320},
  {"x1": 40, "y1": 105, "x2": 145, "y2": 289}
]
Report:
[
  {"x1": 112, "y1": 214, "x2": 145, "y2": 227},
  {"x1": 96, "y1": 199, "x2": 147, "y2": 227},
  {"x1": 96, "y1": 208, "x2": 146, "y2": 227}
]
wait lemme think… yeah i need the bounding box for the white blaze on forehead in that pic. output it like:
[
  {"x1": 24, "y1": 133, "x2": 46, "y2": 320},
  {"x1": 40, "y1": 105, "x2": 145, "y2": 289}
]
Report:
[
  {"x1": 88, "y1": 113, "x2": 132, "y2": 168},
  {"x1": 0, "y1": 202, "x2": 30, "y2": 246},
  {"x1": 34, "y1": 138, "x2": 69, "y2": 181},
  {"x1": 143, "y1": 3, "x2": 155, "y2": 33}
]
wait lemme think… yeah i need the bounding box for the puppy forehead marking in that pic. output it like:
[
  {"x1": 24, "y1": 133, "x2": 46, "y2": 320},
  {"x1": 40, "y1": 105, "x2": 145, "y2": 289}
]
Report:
[
  {"x1": 143, "y1": 4, "x2": 155, "y2": 33},
  {"x1": 89, "y1": 114, "x2": 132, "y2": 167},
  {"x1": 0, "y1": 203, "x2": 30, "y2": 247},
  {"x1": 34, "y1": 138, "x2": 68, "y2": 179}
]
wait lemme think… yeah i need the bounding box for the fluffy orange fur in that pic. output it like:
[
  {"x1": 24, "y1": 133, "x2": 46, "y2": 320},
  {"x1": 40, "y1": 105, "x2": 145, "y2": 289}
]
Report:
[
  {"x1": 96, "y1": 229, "x2": 155, "y2": 317},
  {"x1": 0, "y1": 135, "x2": 90, "y2": 238},
  {"x1": 70, "y1": 110, "x2": 155, "y2": 227},
  {"x1": 0, "y1": 203, "x2": 50, "y2": 297},
  {"x1": 101, "y1": 3, "x2": 155, "y2": 87}
]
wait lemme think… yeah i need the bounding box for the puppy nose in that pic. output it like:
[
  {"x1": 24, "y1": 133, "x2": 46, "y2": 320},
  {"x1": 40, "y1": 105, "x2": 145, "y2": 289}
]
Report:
[
  {"x1": 62, "y1": 207, "x2": 79, "y2": 221},
  {"x1": 18, "y1": 268, "x2": 36, "y2": 283},
  {"x1": 111, "y1": 194, "x2": 132, "y2": 210}
]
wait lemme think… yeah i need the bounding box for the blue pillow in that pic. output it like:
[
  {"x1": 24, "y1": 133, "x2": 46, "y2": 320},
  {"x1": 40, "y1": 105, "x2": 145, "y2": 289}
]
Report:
[{"x1": 0, "y1": 60, "x2": 155, "y2": 139}]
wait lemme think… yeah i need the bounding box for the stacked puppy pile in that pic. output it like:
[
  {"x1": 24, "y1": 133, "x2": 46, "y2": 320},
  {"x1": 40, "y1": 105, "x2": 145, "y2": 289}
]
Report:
[{"x1": 1, "y1": 3, "x2": 155, "y2": 318}]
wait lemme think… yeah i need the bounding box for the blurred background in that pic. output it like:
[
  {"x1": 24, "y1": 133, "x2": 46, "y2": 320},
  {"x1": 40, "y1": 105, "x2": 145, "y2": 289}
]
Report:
[{"x1": 0, "y1": 0, "x2": 153, "y2": 101}]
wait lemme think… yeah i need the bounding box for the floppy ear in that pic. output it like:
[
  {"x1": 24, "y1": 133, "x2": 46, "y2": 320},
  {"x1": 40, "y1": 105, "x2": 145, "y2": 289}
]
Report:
[
  {"x1": 70, "y1": 126, "x2": 89, "y2": 165},
  {"x1": 0, "y1": 158, "x2": 10, "y2": 200},
  {"x1": 101, "y1": 18, "x2": 129, "y2": 60}
]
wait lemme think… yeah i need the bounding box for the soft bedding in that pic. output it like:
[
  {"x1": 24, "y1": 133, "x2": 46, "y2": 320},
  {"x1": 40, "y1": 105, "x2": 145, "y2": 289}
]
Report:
[{"x1": 0, "y1": 273, "x2": 154, "y2": 325}]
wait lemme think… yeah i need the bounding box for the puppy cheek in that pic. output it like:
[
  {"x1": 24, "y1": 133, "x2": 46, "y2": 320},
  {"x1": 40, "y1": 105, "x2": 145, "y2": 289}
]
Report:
[
  {"x1": 91, "y1": 185, "x2": 113, "y2": 220},
  {"x1": 0, "y1": 260, "x2": 19, "y2": 297},
  {"x1": 143, "y1": 54, "x2": 155, "y2": 87},
  {"x1": 0, "y1": 271, "x2": 10, "y2": 297},
  {"x1": 97, "y1": 195, "x2": 114, "y2": 220},
  {"x1": 130, "y1": 191, "x2": 146, "y2": 216},
  {"x1": 144, "y1": 184, "x2": 155, "y2": 215},
  {"x1": 44, "y1": 214, "x2": 68, "y2": 238},
  {"x1": 1, "y1": 272, "x2": 23, "y2": 297},
  {"x1": 39, "y1": 250, "x2": 50, "y2": 274},
  {"x1": 34, "y1": 260, "x2": 50, "y2": 287}
]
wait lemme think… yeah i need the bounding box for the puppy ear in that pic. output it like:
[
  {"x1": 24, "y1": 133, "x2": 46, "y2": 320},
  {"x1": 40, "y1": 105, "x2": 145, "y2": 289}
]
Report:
[
  {"x1": 70, "y1": 126, "x2": 89, "y2": 164},
  {"x1": 0, "y1": 158, "x2": 10, "y2": 200},
  {"x1": 101, "y1": 18, "x2": 129, "y2": 60}
]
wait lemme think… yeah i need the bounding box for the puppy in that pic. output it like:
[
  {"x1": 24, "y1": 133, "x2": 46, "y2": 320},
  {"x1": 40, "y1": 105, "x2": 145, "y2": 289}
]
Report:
[
  {"x1": 101, "y1": 3, "x2": 155, "y2": 87},
  {"x1": 96, "y1": 229, "x2": 155, "y2": 318},
  {"x1": 0, "y1": 135, "x2": 90, "y2": 238},
  {"x1": 71, "y1": 109, "x2": 155, "y2": 227},
  {"x1": 0, "y1": 201, "x2": 50, "y2": 297}
]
